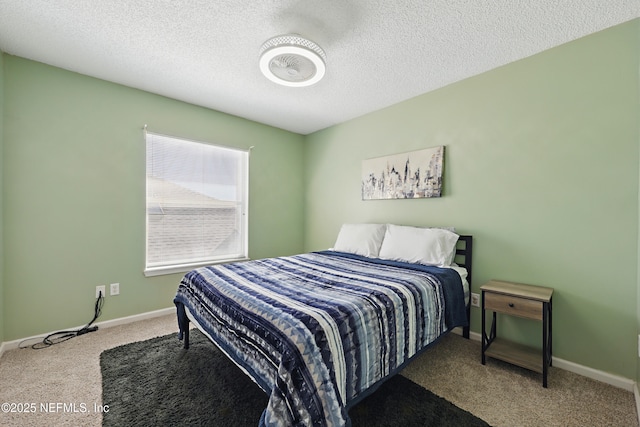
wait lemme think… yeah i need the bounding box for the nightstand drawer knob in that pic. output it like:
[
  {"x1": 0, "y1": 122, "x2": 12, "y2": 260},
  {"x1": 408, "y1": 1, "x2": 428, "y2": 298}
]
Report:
[{"x1": 508, "y1": 303, "x2": 515, "y2": 308}]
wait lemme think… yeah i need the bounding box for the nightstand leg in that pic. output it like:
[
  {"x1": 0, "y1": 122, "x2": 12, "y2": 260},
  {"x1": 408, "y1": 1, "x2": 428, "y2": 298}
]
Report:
[
  {"x1": 481, "y1": 290, "x2": 497, "y2": 365},
  {"x1": 491, "y1": 312, "x2": 496, "y2": 340},
  {"x1": 549, "y1": 298, "x2": 552, "y2": 367},
  {"x1": 481, "y1": 291, "x2": 486, "y2": 364},
  {"x1": 543, "y1": 302, "x2": 548, "y2": 388}
]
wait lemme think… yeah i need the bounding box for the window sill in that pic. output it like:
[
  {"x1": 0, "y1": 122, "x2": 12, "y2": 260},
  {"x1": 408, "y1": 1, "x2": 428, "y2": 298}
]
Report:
[{"x1": 144, "y1": 257, "x2": 250, "y2": 277}]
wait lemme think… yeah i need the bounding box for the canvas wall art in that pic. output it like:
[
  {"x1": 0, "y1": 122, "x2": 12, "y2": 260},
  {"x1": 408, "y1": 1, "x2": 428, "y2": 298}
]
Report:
[{"x1": 361, "y1": 146, "x2": 444, "y2": 200}]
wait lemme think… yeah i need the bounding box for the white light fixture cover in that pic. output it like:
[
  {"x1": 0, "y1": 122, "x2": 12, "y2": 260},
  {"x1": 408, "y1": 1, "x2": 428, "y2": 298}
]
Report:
[{"x1": 259, "y1": 34, "x2": 326, "y2": 87}]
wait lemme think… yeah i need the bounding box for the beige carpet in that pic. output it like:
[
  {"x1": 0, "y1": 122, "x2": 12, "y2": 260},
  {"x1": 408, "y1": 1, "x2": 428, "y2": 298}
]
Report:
[
  {"x1": 402, "y1": 334, "x2": 638, "y2": 427},
  {"x1": 0, "y1": 314, "x2": 636, "y2": 427}
]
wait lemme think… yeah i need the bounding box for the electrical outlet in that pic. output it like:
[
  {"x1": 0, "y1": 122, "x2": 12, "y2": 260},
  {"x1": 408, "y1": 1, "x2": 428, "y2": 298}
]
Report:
[
  {"x1": 96, "y1": 285, "x2": 106, "y2": 298},
  {"x1": 471, "y1": 293, "x2": 480, "y2": 308},
  {"x1": 110, "y1": 283, "x2": 120, "y2": 296}
]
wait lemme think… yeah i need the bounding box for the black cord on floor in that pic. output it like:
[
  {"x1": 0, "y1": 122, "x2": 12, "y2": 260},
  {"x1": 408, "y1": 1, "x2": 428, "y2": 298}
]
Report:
[{"x1": 20, "y1": 291, "x2": 104, "y2": 350}]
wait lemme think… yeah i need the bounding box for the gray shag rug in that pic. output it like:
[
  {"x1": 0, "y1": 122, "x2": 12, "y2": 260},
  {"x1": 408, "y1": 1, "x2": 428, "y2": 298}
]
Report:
[{"x1": 100, "y1": 329, "x2": 490, "y2": 426}]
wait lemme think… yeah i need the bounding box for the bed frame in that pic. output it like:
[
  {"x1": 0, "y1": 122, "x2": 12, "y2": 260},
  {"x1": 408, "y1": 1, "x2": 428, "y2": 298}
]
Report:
[
  {"x1": 174, "y1": 234, "x2": 475, "y2": 426},
  {"x1": 456, "y1": 235, "x2": 473, "y2": 339}
]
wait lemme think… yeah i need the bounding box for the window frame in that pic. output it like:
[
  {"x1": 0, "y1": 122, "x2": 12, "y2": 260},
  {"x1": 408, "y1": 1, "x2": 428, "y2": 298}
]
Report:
[{"x1": 143, "y1": 130, "x2": 249, "y2": 277}]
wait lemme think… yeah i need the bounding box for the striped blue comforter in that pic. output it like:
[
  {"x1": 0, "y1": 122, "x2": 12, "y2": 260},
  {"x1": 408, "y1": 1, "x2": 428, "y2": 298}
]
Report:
[{"x1": 174, "y1": 251, "x2": 468, "y2": 427}]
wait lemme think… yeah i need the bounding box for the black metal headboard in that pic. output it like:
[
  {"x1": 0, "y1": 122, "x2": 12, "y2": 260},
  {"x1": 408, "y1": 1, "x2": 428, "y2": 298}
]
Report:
[
  {"x1": 455, "y1": 235, "x2": 473, "y2": 286},
  {"x1": 455, "y1": 235, "x2": 473, "y2": 339}
]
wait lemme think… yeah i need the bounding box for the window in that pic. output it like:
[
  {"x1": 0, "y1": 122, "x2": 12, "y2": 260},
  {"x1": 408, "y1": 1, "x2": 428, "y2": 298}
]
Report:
[{"x1": 144, "y1": 131, "x2": 248, "y2": 276}]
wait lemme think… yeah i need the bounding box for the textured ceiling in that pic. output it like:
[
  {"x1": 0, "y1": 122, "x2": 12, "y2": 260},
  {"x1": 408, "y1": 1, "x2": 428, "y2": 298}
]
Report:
[{"x1": 0, "y1": 1, "x2": 638, "y2": 135}]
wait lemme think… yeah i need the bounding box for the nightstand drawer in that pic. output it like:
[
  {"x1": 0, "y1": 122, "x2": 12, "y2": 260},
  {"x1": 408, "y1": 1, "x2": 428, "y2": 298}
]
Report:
[{"x1": 484, "y1": 292, "x2": 543, "y2": 320}]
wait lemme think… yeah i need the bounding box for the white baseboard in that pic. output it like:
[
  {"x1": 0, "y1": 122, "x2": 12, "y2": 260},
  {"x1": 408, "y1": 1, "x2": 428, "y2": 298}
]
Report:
[
  {"x1": 0, "y1": 307, "x2": 174, "y2": 360},
  {"x1": 452, "y1": 327, "x2": 635, "y2": 392},
  {"x1": 551, "y1": 356, "x2": 635, "y2": 391},
  {"x1": 89, "y1": 306, "x2": 175, "y2": 330}
]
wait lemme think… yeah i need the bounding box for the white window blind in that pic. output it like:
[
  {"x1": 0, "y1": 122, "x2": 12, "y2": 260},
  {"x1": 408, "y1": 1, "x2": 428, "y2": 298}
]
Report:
[{"x1": 145, "y1": 131, "x2": 248, "y2": 276}]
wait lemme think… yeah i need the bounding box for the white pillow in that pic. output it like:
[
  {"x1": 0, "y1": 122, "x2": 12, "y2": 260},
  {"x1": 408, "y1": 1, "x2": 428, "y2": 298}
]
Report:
[
  {"x1": 378, "y1": 224, "x2": 459, "y2": 266},
  {"x1": 332, "y1": 223, "x2": 387, "y2": 258}
]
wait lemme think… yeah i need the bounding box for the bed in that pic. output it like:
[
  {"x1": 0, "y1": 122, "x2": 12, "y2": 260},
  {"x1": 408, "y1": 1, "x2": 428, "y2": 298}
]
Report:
[{"x1": 174, "y1": 224, "x2": 473, "y2": 427}]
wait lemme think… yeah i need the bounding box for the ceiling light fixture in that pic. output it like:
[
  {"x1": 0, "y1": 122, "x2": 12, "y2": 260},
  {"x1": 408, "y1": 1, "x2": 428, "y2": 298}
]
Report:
[{"x1": 259, "y1": 34, "x2": 326, "y2": 87}]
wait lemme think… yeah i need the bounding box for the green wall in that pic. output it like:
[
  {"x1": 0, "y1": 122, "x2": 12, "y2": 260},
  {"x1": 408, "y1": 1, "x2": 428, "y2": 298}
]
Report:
[
  {"x1": 305, "y1": 20, "x2": 640, "y2": 379},
  {"x1": 2, "y1": 56, "x2": 305, "y2": 341},
  {"x1": 637, "y1": 19, "x2": 640, "y2": 387},
  {"x1": 0, "y1": 50, "x2": 4, "y2": 345}
]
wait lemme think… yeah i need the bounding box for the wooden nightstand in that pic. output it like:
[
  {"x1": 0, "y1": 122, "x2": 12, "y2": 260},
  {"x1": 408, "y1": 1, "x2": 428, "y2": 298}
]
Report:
[{"x1": 481, "y1": 280, "x2": 554, "y2": 387}]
